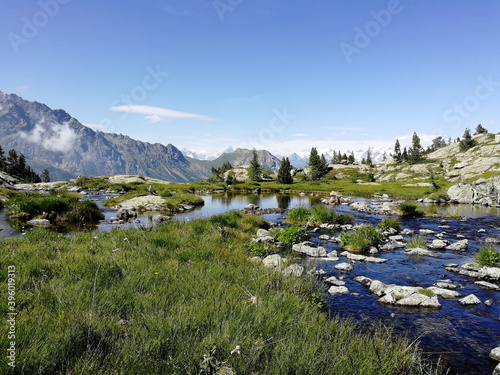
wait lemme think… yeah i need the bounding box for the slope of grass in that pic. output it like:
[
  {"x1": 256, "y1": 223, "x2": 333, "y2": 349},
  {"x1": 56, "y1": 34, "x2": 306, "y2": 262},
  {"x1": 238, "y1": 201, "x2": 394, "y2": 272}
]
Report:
[{"x1": 0, "y1": 211, "x2": 441, "y2": 374}]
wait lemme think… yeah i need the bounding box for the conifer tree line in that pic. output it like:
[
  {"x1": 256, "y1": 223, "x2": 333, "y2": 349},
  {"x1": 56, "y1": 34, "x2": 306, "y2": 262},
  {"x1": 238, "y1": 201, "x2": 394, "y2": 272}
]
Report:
[
  {"x1": 391, "y1": 125, "x2": 490, "y2": 164},
  {"x1": 0, "y1": 145, "x2": 49, "y2": 183}
]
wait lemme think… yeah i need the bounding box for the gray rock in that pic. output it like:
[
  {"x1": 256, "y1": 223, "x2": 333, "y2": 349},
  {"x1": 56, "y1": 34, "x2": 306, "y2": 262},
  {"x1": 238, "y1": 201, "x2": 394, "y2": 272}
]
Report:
[
  {"x1": 388, "y1": 235, "x2": 404, "y2": 242},
  {"x1": 401, "y1": 229, "x2": 415, "y2": 235},
  {"x1": 396, "y1": 293, "x2": 440, "y2": 307},
  {"x1": 251, "y1": 236, "x2": 276, "y2": 244},
  {"x1": 490, "y1": 347, "x2": 500, "y2": 362},
  {"x1": 26, "y1": 218, "x2": 51, "y2": 226},
  {"x1": 378, "y1": 292, "x2": 397, "y2": 304},
  {"x1": 435, "y1": 282, "x2": 459, "y2": 290},
  {"x1": 404, "y1": 247, "x2": 440, "y2": 257},
  {"x1": 318, "y1": 234, "x2": 330, "y2": 241},
  {"x1": 116, "y1": 208, "x2": 137, "y2": 220},
  {"x1": 282, "y1": 264, "x2": 305, "y2": 277},
  {"x1": 262, "y1": 254, "x2": 286, "y2": 269},
  {"x1": 478, "y1": 266, "x2": 500, "y2": 280},
  {"x1": 494, "y1": 363, "x2": 500, "y2": 375},
  {"x1": 459, "y1": 294, "x2": 481, "y2": 306},
  {"x1": 474, "y1": 281, "x2": 500, "y2": 290},
  {"x1": 244, "y1": 203, "x2": 259, "y2": 210},
  {"x1": 486, "y1": 237, "x2": 500, "y2": 244},
  {"x1": 328, "y1": 285, "x2": 349, "y2": 295},
  {"x1": 427, "y1": 287, "x2": 462, "y2": 299},
  {"x1": 256, "y1": 228, "x2": 270, "y2": 237},
  {"x1": 485, "y1": 299, "x2": 494, "y2": 307},
  {"x1": 428, "y1": 239, "x2": 449, "y2": 249},
  {"x1": 334, "y1": 262, "x2": 354, "y2": 272},
  {"x1": 153, "y1": 214, "x2": 169, "y2": 223},
  {"x1": 325, "y1": 276, "x2": 346, "y2": 286},
  {"x1": 369, "y1": 280, "x2": 389, "y2": 296},
  {"x1": 354, "y1": 276, "x2": 372, "y2": 287},
  {"x1": 292, "y1": 242, "x2": 327, "y2": 257},
  {"x1": 380, "y1": 240, "x2": 406, "y2": 251},
  {"x1": 419, "y1": 229, "x2": 435, "y2": 235},
  {"x1": 445, "y1": 239, "x2": 469, "y2": 251}
]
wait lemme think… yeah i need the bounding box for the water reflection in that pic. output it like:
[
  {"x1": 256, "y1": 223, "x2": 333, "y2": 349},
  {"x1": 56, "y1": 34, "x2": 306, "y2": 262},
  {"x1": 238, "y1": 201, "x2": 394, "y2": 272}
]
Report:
[{"x1": 276, "y1": 193, "x2": 292, "y2": 209}]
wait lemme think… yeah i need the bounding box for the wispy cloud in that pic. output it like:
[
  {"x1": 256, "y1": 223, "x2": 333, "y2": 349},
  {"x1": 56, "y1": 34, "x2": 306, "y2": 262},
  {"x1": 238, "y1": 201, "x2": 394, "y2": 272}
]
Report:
[
  {"x1": 20, "y1": 122, "x2": 78, "y2": 152},
  {"x1": 109, "y1": 105, "x2": 217, "y2": 123},
  {"x1": 292, "y1": 133, "x2": 308, "y2": 137}
]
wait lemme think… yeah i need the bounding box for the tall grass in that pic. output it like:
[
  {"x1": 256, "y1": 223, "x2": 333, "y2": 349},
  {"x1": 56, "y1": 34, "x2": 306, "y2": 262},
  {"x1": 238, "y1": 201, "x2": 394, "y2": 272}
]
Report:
[
  {"x1": 0, "y1": 212, "x2": 442, "y2": 374},
  {"x1": 475, "y1": 244, "x2": 500, "y2": 267},
  {"x1": 285, "y1": 204, "x2": 353, "y2": 226},
  {"x1": 340, "y1": 226, "x2": 385, "y2": 253}
]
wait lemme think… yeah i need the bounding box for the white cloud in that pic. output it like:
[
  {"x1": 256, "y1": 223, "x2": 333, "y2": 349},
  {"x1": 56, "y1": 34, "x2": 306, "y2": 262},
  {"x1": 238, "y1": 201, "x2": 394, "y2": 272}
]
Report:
[
  {"x1": 109, "y1": 105, "x2": 217, "y2": 123},
  {"x1": 292, "y1": 133, "x2": 308, "y2": 137},
  {"x1": 20, "y1": 122, "x2": 78, "y2": 152}
]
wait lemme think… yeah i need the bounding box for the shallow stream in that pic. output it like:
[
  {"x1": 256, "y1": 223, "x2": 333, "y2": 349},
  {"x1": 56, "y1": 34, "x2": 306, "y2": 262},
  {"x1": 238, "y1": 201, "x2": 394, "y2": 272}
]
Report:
[{"x1": 1, "y1": 192, "x2": 499, "y2": 374}]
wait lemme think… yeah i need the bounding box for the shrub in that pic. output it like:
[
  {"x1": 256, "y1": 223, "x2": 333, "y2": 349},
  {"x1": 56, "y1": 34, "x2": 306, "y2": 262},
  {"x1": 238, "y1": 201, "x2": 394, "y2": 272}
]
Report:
[
  {"x1": 285, "y1": 205, "x2": 353, "y2": 226},
  {"x1": 285, "y1": 207, "x2": 311, "y2": 224},
  {"x1": 244, "y1": 242, "x2": 276, "y2": 257},
  {"x1": 278, "y1": 225, "x2": 310, "y2": 246},
  {"x1": 60, "y1": 200, "x2": 104, "y2": 224},
  {"x1": 475, "y1": 245, "x2": 500, "y2": 267},
  {"x1": 340, "y1": 226, "x2": 384, "y2": 253},
  {"x1": 407, "y1": 235, "x2": 427, "y2": 249},
  {"x1": 377, "y1": 218, "x2": 401, "y2": 232},
  {"x1": 398, "y1": 202, "x2": 424, "y2": 219}
]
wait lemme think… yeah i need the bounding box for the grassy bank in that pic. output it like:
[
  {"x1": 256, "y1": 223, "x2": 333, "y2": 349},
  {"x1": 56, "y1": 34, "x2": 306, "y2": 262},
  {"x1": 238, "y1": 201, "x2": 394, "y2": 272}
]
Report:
[{"x1": 0, "y1": 212, "x2": 441, "y2": 374}]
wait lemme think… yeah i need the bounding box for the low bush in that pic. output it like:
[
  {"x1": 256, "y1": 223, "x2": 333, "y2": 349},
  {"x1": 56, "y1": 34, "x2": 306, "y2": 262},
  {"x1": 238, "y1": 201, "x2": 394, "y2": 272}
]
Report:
[
  {"x1": 407, "y1": 235, "x2": 427, "y2": 249},
  {"x1": 244, "y1": 242, "x2": 276, "y2": 257},
  {"x1": 399, "y1": 202, "x2": 424, "y2": 219},
  {"x1": 377, "y1": 217, "x2": 401, "y2": 232},
  {"x1": 278, "y1": 225, "x2": 310, "y2": 246},
  {"x1": 340, "y1": 226, "x2": 385, "y2": 253},
  {"x1": 475, "y1": 245, "x2": 500, "y2": 267},
  {"x1": 285, "y1": 205, "x2": 353, "y2": 226}
]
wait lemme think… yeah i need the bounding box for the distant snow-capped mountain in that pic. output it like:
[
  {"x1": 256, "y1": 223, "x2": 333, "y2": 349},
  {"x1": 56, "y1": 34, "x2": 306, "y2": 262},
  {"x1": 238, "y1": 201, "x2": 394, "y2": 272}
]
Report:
[{"x1": 181, "y1": 146, "x2": 234, "y2": 161}]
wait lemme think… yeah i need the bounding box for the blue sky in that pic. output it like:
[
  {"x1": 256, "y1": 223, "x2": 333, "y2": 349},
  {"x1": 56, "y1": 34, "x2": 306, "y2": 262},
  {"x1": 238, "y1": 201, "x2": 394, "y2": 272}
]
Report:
[{"x1": 1, "y1": 0, "x2": 499, "y2": 157}]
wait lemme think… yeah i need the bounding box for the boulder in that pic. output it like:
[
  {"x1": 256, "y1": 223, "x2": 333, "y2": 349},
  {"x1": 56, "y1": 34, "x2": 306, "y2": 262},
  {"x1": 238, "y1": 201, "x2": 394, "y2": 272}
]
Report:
[
  {"x1": 292, "y1": 242, "x2": 327, "y2": 257},
  {"x1": 153, "y1": 214, "x2": 169, "y2": 223},
  {"x1": 474, "y1": 281, "x2": 500, "y2": 291},
  {"x1": 244, "y1": 203, "x2": 260, "y2": 210},
  {"x1": 428, "y1": 239, "x2": 449, "y2": 249},
  {"x1": 116, "y1": 208, "x2": 137, "y2": 220},
  {"x1": 427, "y1": 287, "x2": 462, "y2": 299},
  {"x1": 369, "y1": 280, "x2": 389, "y2": 296},
  {"x1": 262, "y1": 254, "x2": 286, "y2": 269},
  {"x1": 478, "y1": 266, "x2": 500, "y2": 280},
  {"x1": 419, "y1": 229, "x2": 435, "y2": 235},
  {"x1": 404, "y1": 248, "x2": 440, "y2": 257},
  {"x1": 459, "y1": 294, "x2": 481, "y2": 306},
  {"x1": 396, "y1": 293, "x2": 441, "y2": 308},
  {"x1": 328, "y1": 286, "x2": 349, "y2": 296},
  {"x1": 334, "y1": 262, "x2": 354, "y2": 272},
  {"x1": 445, "y1": 239, "x2": 468, "y2": 251},
  {"x1": 26, "y1": 218, "x2": 51, "y2": 226},
  {"x1": 256, "y1": 228, "x2": 270, "y2": 237},
  {"x1": 282, "y1": 264, "x2": 305, "y2": 277},
  {"x1": 325, "y1": 276, "x2": 346, "y2": 286},
  {"x1": 354, "y1": 276, "x2": 372, "y2": 287}
]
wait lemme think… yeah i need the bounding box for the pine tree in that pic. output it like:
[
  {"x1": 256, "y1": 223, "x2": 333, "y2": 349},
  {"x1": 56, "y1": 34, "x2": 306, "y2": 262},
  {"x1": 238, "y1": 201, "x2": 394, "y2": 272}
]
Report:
[
  {"x1": 308, "y1": 147, "x2": 322, "y2": 180},
  {"x1": 249, "y1": 149, "x2": 262, "y2": 181},
  {"x1": 474, "y1": 123, "x2": 488, "y2": 135},
  {"x1": 320, "y1": 154, "x2": 329, "y2": 176},
  {"x1": 393, "y1": 139, "x2": 402, "y2": 163},
  {"x1": 459, "y1": 128, "x2": 476, "y2": 151},
  {"x1": 408, "y1": 132, "x2": 424, "y2": 164},
  {"x1": 348, "y1": 152, "x2": 355, "y2": 164},
  {"x1": 277, "y1": 157, "x2": 293, "y2": 184},
  {"x1": 41, "y1": 169, "x2": 50, "y2": 183},
  {"x1": 366, "y1": 148, "x2": 373, "y2": 167},
  {"x1": 402, "y1": 147, "x2": 408, "y2": 162}
]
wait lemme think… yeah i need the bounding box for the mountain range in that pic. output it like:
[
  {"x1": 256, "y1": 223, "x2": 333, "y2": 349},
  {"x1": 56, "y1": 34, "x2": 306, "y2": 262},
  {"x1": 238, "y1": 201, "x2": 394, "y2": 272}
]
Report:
[{"x1": 0, "y1": 92, "x2": 281, "y2": 182}]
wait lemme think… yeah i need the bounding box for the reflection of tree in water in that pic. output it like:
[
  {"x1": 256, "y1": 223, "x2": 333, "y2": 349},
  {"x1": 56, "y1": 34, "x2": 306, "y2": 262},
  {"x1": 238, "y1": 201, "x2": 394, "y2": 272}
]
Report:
[
  {"x1": 276, "y1": 194, "x2": 292, "y2": 209},
  {"x1": 246, "y1": 194, "x2": 261, "y2": 206},
  {"x1": 212, "y1": 193, "x2": 234, "y2": 207}
]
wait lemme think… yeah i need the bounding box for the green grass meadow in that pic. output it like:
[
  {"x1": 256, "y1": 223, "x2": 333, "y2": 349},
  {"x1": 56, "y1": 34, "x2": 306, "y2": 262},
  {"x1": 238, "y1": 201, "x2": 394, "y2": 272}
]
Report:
[{"x1": 0, "y1": 211, "x2": 442, "y2": 374}]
